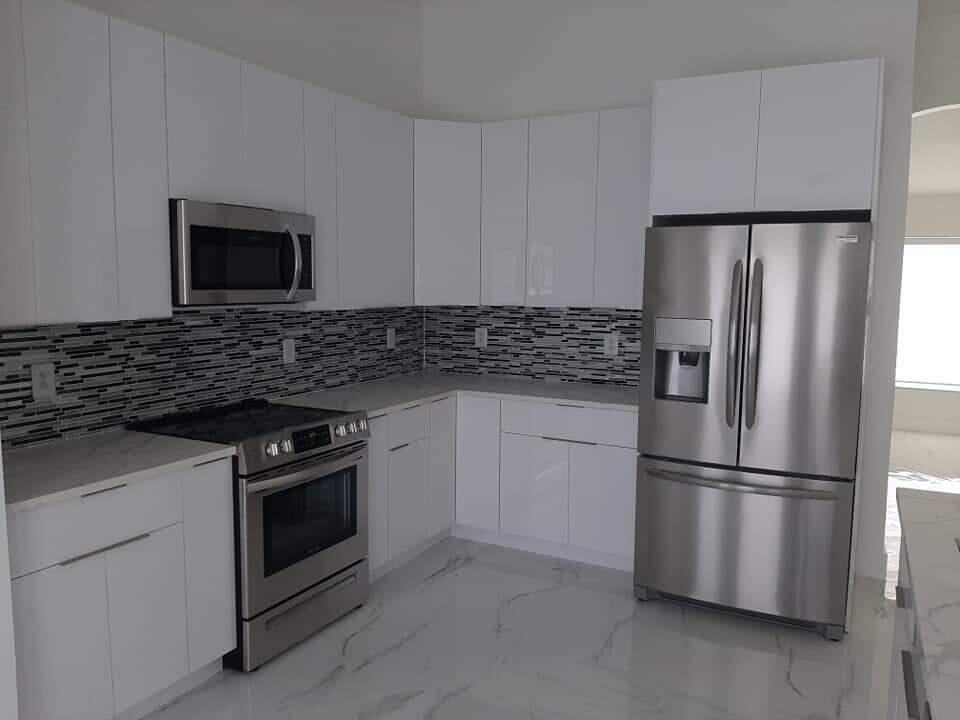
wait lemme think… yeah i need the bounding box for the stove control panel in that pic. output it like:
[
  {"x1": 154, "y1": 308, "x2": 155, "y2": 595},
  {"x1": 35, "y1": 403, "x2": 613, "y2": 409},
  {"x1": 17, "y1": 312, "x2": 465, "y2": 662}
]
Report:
[{"x1": 291, "y1": 425, "x2": 332, "y2": 453}]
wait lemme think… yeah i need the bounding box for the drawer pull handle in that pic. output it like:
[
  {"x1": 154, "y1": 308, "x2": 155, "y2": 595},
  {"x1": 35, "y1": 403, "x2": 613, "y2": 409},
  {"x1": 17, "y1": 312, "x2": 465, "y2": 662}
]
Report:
[
  {"x1": 193, "y1": 457, "x2": 227, "y2": 468},
  {"x1": 896, "y1": 585, "x2": 910, "y2": 609},
  {"x1": 901, "y1": 650, "x2": 922, "y2": 720},
  {"x1": 59, "y1": 533, "x2": 151, "y2": 567},
  {"x1": 541, "y1": 436, "x2": 597, "y2": 446},
  {"x1": 389, "y1": 442, "x2": 411, "y2": 452},
  {"x1": 81, "y1": 483, "x2": 127, "y2": 498},
  {"x1": 556, "y1": 403, "x2": 585, "y2": 409},
  {"x1": 430, "y1": 396, "x2": 449, "y2": 403}
]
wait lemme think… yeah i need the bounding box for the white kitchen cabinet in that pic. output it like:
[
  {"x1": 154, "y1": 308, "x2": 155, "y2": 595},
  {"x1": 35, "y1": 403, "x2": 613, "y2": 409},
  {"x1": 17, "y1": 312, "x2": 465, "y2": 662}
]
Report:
[
  {"x1": 22, "y1": 0, "x2": 118, "y2": 324},
  {"x1": 0, "y1": 0, "x2": 35, "y2": 327},
  {"x1": 240, "y1": 62, "x2": 305, "y2": 212},
  {"x1": 105, "y1": 524, "x2": 188, "y2": 714},
  {"x1": 110, "y1": 18, "x2": 171, "y2": 321},
  {"x1": 595, "y1": 107, "x2": 651, "y2": 309},
  {"x1": 481, "y1": 119, "x2": 529, "y2": 306},
  {"x1": 336, "y1": 95, "x2": 414, "y2": 308},
  {"x1": 387, "y1": 437, "x2": 428, "y2": 560},
  {"x1": 415, "y1": 120, "x2": 481, "y2": 305},
  {"x1": 569, "y1": 444, "x2": 636, "y2": 558},
  {"x1": 182, "y1": 459, "x2": 236, "y2": 672},
  {"x1": 755, "y1": 59, "x2": 882, "y2": 212},
  {"x1": 456, "y1": 395, "x2": 501, "y2": 531},
  {"x1": 527, "y1": 112, "x2": 598, "y2": 307},
  {"x1": 165, "y1": 36, "x2": 244, "y2": 204},
  {"x1": 499, "y1": 434, "x2": 569, "y2": 544},
  {"x1": 426, "y1": 396, "x2": 457, "y2": 537},
  {"x1": 368, "y1": 415, "x2": 391, "y2": 571},
  {"x1": 12, "y1": 555, "x2": 114, "y2": 720},
  {"x1": 650, "y1": 70, "x2": 761, "y2": 215},
  {"x1": 303, "y1": 85, "x2": 339, "y2": 310}
]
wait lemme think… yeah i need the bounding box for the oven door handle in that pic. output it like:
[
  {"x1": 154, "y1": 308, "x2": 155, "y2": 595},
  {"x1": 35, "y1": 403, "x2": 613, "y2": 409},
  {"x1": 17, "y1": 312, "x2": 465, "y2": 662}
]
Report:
[
  {"x1": 246, "y1": 447, "x2": 366, "y2": 495},
  {"x1": 284, "y1": 223, "x2": 303, "y2": 301}
]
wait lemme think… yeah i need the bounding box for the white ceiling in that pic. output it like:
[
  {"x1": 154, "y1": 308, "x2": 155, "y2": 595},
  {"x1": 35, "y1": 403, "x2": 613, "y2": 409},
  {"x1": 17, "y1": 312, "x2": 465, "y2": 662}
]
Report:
[{"x1": 909, "y1": 108, "x2": 960, "y2": 194}]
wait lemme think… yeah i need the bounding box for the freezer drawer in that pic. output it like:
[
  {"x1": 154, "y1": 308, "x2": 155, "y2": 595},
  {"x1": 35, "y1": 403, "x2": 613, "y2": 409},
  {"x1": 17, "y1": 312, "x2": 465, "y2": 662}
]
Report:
[{"x1": 634, "y1": 458, "x2": 853, "y2": 627}]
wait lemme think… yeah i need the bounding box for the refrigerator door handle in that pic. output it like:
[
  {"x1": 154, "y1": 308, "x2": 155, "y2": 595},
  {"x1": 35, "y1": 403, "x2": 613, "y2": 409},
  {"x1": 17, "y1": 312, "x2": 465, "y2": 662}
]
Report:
[
  {"x1": 725, "y1": 260, "x2": 744, "y2": 427},
  {"x1": 744, "y1": 258, "x2": 764, "y2": 429},
  {"x1": 646, "y1": 467, "x2": 837, "y2": 501}
]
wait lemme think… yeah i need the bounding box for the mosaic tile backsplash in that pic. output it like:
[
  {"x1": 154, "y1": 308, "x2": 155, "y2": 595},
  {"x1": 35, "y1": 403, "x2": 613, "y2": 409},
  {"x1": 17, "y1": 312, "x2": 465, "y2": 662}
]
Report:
[{"x1": 0, "y1": 305, "x2": 641, "y2": 449}]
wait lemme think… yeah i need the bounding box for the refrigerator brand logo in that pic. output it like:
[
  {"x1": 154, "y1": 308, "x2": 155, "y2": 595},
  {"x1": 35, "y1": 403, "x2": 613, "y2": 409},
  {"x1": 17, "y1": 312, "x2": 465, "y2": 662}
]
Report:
[{"x1": 836, "y1": 234, "x2": 859, "y2": 244}]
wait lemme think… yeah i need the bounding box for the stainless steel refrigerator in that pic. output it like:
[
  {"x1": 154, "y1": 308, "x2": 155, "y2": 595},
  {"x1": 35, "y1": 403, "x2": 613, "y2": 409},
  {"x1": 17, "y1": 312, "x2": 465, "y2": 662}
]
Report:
[{"x1": 634, "y1": 221, "x2": 872, "y2": 639}]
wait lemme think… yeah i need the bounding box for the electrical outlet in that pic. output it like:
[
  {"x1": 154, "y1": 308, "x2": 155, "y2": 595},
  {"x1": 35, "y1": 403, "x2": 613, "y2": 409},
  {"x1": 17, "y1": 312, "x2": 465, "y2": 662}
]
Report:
[
  {"x1": 282, "y1": 338, "x2": 296, "y2": 365},
  {"x1": 603, "y1": 332, "x2": 619, "y2": 357},
  {"x1": 386, "y1": 328, "x2": 397, "y2": 350},
  {"x1": 31, "y1": 362, "x2": 56, "y2": 402},
  {"x1": 475, "y1": 327, "x2": 488, "y2": 349}
]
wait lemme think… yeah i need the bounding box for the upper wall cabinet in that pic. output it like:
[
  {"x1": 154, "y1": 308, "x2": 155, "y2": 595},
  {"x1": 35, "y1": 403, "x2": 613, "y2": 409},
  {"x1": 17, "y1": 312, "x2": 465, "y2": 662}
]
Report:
[
  {"x1": 481, "y1": 119, "x2": 528, "y2": 307},
  {"x1": 595, "y1": 106, "x2": 651, "y2": 309},
  {"x1": 527, "y1": 112, "x2": 599, "y2": 307},
  {"x1": 650, "y1": 70, "x2": 761, "y2": 216},
  {"x1": 755, "y1": 59, "x2": 882, "y2": 212},
  {"x1": 303, "y1": 85, "x2": 339, "y2": 311},
  {"x1": 337, "y1": 95, "x2": 414, "y2": 308},
  {"x1": 414, "y1": 120, "x2": 481, "y2": 305}
]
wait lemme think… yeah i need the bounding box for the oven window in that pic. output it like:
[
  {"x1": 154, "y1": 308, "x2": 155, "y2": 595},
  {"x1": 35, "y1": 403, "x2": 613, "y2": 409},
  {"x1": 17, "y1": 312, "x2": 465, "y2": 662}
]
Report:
[
  {"x1": 262, "y1": 466, "x2": 357, "y2": 577},
  {"x1": 190, "y1": 225, "x2": 295, "y2": 290}
]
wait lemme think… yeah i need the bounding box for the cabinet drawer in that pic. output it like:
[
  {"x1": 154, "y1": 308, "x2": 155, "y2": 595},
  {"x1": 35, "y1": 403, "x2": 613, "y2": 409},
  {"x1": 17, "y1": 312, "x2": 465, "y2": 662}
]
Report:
[
  {"x1": 8, "y1": 470, "x2": 183, "y2": 578},
  {"x1": 500, "y1": 399, "x2": 637, "y2": 448},
  {"x1": 387, "y1": 403, "x2": 430, "y2": 449}
]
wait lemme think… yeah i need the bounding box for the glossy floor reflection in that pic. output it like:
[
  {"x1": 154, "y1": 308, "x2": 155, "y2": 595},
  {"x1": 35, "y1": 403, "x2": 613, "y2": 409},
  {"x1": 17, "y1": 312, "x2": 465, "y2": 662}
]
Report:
[{"x1": 148, "y1": 538, "x2": 896, "y2": 720}]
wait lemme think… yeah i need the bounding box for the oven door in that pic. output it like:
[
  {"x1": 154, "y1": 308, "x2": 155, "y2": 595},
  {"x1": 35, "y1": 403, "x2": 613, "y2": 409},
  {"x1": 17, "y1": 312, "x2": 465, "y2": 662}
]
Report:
[{"x1": 240, "y1": 443, "x2": 367, "y2": 619}]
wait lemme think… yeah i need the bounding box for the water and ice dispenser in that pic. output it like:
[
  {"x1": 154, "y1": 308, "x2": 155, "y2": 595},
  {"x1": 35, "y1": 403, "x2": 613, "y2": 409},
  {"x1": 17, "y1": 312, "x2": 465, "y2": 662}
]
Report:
[{"x1": 653, "y1": 317, "x2": 712, "y2": 403}]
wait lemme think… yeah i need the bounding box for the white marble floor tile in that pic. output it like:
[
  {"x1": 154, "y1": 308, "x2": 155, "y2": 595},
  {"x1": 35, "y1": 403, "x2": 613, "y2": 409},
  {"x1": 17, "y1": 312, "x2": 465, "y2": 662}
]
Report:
[{"x1": 148, "y1": 539, "x2": 896, "y2": 720}]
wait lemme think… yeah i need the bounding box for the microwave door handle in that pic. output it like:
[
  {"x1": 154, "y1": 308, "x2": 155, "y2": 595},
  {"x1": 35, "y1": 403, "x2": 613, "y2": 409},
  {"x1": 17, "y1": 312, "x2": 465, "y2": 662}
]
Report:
[{"x1": 284, "y1": 224, "x2": 303, "y2": 301}]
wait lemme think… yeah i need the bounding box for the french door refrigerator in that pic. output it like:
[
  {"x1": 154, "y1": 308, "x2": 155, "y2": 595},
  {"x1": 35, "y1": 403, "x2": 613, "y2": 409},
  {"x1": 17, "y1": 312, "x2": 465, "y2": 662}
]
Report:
[{"x1": 634, "y1": 222, "x2": 872, "y2": 639}]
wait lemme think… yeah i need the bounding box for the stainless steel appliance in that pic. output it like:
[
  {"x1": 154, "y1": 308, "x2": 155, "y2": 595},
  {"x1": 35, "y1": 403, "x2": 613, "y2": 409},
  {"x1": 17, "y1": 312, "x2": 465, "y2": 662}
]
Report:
[
  {"x1": 171, "y1": 199, "x2": 316, "y2": 306},
  {"x1": 635, "y1": 221, "x2": 872, "y2": 639},
  {"x1": 132, "y1": 400, "x2": 369, "y2": 670}
]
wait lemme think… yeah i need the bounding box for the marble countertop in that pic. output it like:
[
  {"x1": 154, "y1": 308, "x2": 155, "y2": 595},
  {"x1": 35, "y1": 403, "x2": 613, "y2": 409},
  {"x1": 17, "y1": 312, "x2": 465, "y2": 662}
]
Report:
[
  {"x1": 276, "y1": 372, "x2": 639, "y2": 416},
  {"x1": 3, "y1": 430, "x2": 235, "y2": 513},
  {"x1": 897, "y1": 488, "x2": 960, "y2": 719}
]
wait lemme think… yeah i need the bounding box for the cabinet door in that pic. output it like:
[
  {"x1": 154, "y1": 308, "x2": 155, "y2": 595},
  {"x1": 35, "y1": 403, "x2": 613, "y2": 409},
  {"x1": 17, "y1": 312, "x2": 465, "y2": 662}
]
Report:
[
  {"x1": 304, "y1": 85, "x2": 339, "y2": 310},
  {"x1": 22, "y1": 0, "x2": 118, "y2": 324},
  {"x1": 415, "y1": 120, "x2": 481, "y2": 305},
  {"x1": 387, "y1": 437, "x2": 428, "y2": 560},
  {"x1": 595, "y1": 107, "x2": 651, "y2": 309},
  {"x1": 182, "y1": 460, "x2": 236, "y2": 671},
  {"x1": 12, "y1": 556, "x2": 114, "y2": 720},
  {"x1": 499, "y1": 434, "x2": 569, "y2": 544},
  {"x1": 368, "y1": 414, "x2": 390, "y2": 571},
  {"x1": 527, "y1": 112, "x2": 598, "y2": 307},
  {"x1": 569, "y1": 444, "x2": 636, "y2": 557},
  {"x1": 456, "y1": 395, "x2": 501, "y2": 531},
  {"x1": 337, "y1": 95, "x2": 414, "y2": 308},
  {"x1": 110, "y1": 18, "x2": 171, "y2": 321},
  {"x1": 650, "y1": 71, "x2": 761, "y2": 215},
  {"x1": 240, "y1": 62, "x2": 305, "y2": 212},
  {"x1": 755, "y1": 59, "x2": 881, "y2": 212},
  {"x1": 426, "y1": 396, "x2": 457, "y2": 537},
  {"x1": 165, "y1": 36, "x2": 244, "y2": 204},
  {"x1": 0, "y1": 0, "x2": 35, "y2": 327},
  {"x1": 105, "y1": 525, "x2": 188, "y2": 714},
  {"x1": 481, "y1": 119, "x2": 528, "y2": 306}
]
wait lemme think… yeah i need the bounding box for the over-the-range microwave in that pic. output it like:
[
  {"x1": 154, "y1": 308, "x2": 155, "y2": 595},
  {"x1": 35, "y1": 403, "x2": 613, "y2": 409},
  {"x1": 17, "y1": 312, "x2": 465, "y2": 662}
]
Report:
[{"x1": 171, "y1": 199, "x2": 316, "y2": 306}]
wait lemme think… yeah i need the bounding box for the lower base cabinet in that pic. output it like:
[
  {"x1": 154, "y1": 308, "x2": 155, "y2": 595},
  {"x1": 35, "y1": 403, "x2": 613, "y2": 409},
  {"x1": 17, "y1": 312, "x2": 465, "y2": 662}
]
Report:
[
  {"x1": 387, "y1": 437, "x2": 429, "y2": 559},
  {"x1": 499, "y1": 434, "x2": 569, "y2": 543},
  {"x1": 425, "y1": 396, "x2": 456, "y2": 538},
  {"x1": 569, "y1": 444, "x2": 636, "y2": 557}
]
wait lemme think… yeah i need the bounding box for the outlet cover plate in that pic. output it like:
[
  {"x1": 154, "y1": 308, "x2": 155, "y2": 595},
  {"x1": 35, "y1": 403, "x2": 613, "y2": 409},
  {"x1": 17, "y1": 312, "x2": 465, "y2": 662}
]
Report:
[
  {"x1": 282, "y1": 338, "x2": 296, "y2": 365},
  {"x1": 386, "y1": 328, "x2": 397, "y2": 350},
  {"x1": 475, "y1": 327, "x2": 488, "y2": 349},
  {"x1": 31, "y1": 362, "x2": 56, "y2": 402},
  {"x1": 603, "y1": 332, "x2": 619, "y2": 357}
]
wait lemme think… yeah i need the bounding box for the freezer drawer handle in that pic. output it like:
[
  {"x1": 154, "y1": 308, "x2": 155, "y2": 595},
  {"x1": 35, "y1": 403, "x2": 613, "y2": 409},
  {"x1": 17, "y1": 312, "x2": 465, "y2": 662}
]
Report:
[
  {"x1": 646, "y1": 468, "x2": 837, "y2": 500},
  {"x1": 726, "y1": 259, "x2": 744, "y2": 427},
  {"x1": 901, "y1": 650, "x2": 922, "y2": 720},
  {"x1": 744, "y1": 258, "x2": 764, "y2": 429}
]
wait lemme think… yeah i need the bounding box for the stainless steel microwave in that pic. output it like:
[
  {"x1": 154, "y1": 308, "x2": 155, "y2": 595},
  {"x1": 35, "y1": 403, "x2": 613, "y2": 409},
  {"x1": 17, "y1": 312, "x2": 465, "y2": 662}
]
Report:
[{"x1": 171, "y1": 199, "x2": 316, "y2": 306}]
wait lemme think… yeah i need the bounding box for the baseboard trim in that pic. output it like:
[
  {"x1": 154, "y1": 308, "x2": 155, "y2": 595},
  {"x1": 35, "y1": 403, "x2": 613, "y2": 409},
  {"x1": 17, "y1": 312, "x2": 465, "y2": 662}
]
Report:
[{"x1": 114, "y1": 659, "x2": 224, "y2": 720}]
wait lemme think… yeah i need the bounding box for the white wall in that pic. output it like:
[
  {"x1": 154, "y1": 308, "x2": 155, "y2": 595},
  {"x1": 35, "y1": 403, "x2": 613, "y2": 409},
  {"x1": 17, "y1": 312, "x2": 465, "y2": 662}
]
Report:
[
  {"x1": 905, "y1": 193, "x2": 960, "y2": 237},
  {"x1": 72, "y1": 0, "x2": 423, "y2": 116},
  {"x1": 421, "y1": 0, "x2": 918, "y2": 581},
  {"x1": 0, "y1": 437, "x2": 18, "y2": 719},
  {"x1": 915, "y1": 6, "x2": 960, "y2": 112}
]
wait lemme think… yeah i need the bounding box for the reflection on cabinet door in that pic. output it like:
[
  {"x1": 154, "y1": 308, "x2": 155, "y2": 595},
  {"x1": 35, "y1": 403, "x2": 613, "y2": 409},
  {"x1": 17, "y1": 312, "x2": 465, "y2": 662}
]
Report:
[
  {"x1": 12, "y1": 555, "x2": 114, "y2": 720},
  {"x1": 388, "y1": 437, "x2": 428, "y2": 560},
  {"x1": 569, "y1": 444, "x2": 636, "y2": 557},
  {"x1": 426, "y1": 396, "x2": 457, "y2": 537},
  {"x1": 500, "y1": 434, "x2": 569, "y2": 544}
]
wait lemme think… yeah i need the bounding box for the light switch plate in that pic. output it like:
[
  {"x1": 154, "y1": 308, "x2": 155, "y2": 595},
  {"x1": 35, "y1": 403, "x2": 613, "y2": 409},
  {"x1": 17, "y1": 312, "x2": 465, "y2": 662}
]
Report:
[
  {"x1": 282, "y1": 338, "x2": 296, "y2": 365},
  {"x1": 603, "y1": 332, "x2": 619, "y2": 357},
  {"x1": 31, "y1": 362, "x2": 56, "y2": 402},
  {"x1": 475, "y1": 327, "x2": 488, "y2": 349},
  {"x1": 386, "y1": 328, "x2": 397, "y2": 350}
]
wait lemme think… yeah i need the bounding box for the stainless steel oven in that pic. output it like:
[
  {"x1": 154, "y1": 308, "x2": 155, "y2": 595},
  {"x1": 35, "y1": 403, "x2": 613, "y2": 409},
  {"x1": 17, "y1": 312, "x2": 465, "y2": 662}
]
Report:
[{"x1": 171, "y1": 199, "x2": 316, "y2": 306}]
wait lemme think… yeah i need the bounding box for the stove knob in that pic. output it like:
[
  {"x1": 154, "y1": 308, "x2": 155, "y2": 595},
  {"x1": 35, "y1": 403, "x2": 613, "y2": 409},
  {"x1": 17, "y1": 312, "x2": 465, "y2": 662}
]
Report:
[
  {"x1": 334, "y1": 424, "x2": 347, "y2": 438},
  {"x1": 357, "y1": 418, "x2": 368, "y2": 431},
  {"x1": 265, "y1": 442, "x2": 280, "y2": 457},
  {"x1": 347, "y1": 421, "x2": 358, "y2": 434},
  {"x1": 279, "y1": 439, "x2": 294, "y2": 454}
]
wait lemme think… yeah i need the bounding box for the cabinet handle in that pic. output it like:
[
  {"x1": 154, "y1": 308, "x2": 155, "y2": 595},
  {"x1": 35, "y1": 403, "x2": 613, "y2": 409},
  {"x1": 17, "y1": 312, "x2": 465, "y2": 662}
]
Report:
[
  {"x1": 59, "y1": 533, "x2": 151, "y2": 567},
  {"x1": 556, "y1": 403, "x2": 585, "y2": 409},
  {"x1": 430, "y1": 396, "x2": 449, "y2": 403},
  {"x1": 389, "y1": 442, "x2": 411, "y2": 452},
  {"x1": 896, "y1": 585, "x2": 910, "y2": 609},
  {"x1": 540, "y1": 436, "x2": 597, "y2": 446},
  {"x1": 902, "y1": 650, "x2": 922, "y2": 720},
  {"x1": 193, "y1": 457, "x2": 227, "y2": 468},
  {"x1": 81, "y1": 483, "x2": 127, "y2": 498}
]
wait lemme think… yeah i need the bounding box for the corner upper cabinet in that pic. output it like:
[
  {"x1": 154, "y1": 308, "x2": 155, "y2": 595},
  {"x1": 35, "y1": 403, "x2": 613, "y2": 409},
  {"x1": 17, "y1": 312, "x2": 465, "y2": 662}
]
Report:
[
  {"x1": 649, "y1": 70, "x2": 761, "y2": 216},
  {"x1": 414, "y1": 120, "x2": 481, "y2": 305},
  {"x1": 755, "y1": 59, "x2": 882, "y2": 212},
  {"x1": 527, "y1": 112, "x2": 598, "y2": 307},
  {"x1": 481, "y1": 119, "x2": 529, "y2": 306},
  {"x1": 336, "y1": 95, "x2": 414, "y2": 308},
  {"x1": 303, "y1": 85, "x2": 339, "y2": 310}
]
